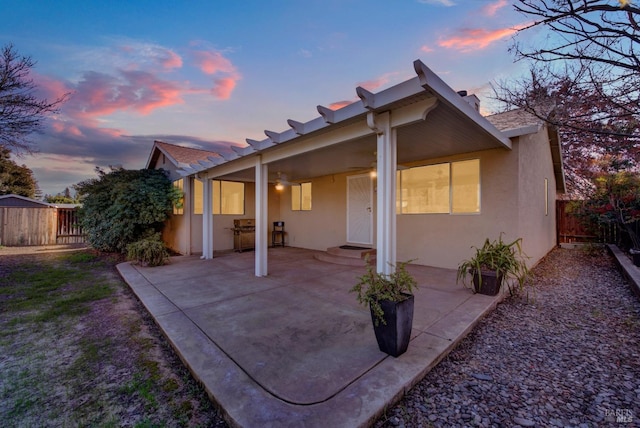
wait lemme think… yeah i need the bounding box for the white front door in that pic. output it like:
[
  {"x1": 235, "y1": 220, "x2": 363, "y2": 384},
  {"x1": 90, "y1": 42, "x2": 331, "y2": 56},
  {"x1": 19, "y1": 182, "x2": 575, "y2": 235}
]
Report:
[{"x1": 347, "y1": 174, "x2": 373, "y2": 246}]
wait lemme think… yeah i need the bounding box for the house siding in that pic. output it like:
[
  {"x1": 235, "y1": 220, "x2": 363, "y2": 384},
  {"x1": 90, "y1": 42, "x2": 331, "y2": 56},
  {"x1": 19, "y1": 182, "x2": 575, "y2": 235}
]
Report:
[
  {"x1": 278, "y1": 173, "x2": 349, "y2": 250},
  {"x1": 396, "y1": 148, "x2": 520, "y2": 269},
  {"x1": 516, "y1": 125, "x2": 558, "y2": 266}
]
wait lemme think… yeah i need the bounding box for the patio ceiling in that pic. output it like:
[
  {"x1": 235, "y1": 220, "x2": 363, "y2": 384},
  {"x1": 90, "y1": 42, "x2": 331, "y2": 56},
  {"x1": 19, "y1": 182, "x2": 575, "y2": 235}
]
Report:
[{"x1": 184, "y1": 60, "x2": 511, "y2": 184}]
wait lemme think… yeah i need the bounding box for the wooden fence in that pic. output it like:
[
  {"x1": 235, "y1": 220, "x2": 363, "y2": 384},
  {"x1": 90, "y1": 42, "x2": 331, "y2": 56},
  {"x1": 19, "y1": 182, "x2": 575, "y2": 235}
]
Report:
[
  {"x1": 56, "y1": 208, "x2": 85, "y2": 244},
  {"x1": 0, "y1": 207, "x2": 58, "y2": 246},
  {"x1": 0, "y1": 207, "x2": 85, "y2": 246},
  {"x1": 557, "y1": 200, "x2": 620, "y2": 245}
]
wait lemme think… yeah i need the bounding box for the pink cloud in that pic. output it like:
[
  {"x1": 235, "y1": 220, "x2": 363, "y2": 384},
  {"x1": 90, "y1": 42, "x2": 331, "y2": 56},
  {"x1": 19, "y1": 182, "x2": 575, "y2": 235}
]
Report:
[
  {"x1": 482, "y1": 0, "x2": 509, "y2": 16},
  {"x1": 192, "y1": 49, "x2": 241, "y2": 99},
  {"x1": 420, "y1": 45, "x2": 435, "y2": 53},
  {"x1": 67, "y1": 70, "x2": 184, "y2": 119},
  {"x1": 160, "y1": 50, "x2": 183, "y2": 69},
  {"x1": 438, "y1": 24, "x2": 526, "y2": 51},
  {"x1": 357, "y1": 72, "x2": 399, "y2": 92},
  {"x1": 193, "y1": 50, "x2": 235, "y2": 75},
  {"x1": 328, "y1": 100, "x2": 352, "y2": 110},
  {"x1": 51, "y1": 121, "x2": 83, "y2": 137},
  {"x1": 211, "y1": 77, "x2": 237, "y2": 100},
  {"x1": 32, "y1": 73, "x2": 72, "y2": 102},
  {"x1": 358, "y1": 77, "x2": 389, "y2": 92}
]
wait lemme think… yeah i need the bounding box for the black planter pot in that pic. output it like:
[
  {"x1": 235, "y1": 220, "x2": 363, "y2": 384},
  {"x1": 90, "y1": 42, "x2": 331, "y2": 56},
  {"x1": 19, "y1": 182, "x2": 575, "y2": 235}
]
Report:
[
  {"x1": 473, "y1": 270, "x2": 503, "y2": 296},
  {"x1": 631, "y1": 250, "x2": 640, "y2": 267},
  {"x1": 370, "y1": 294, "x2": 414, "y2": 358}
]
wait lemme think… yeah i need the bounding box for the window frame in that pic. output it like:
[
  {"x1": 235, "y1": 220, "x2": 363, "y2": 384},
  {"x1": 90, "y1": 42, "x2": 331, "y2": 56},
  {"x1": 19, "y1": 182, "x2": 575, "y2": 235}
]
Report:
[
  {"x1": 192, "y1": 178, "x2": 245, "y2": 215},
  {"x1": 172, "y1": 178, "x2": 184, "y2": 215},
  {"x1": 398, "y1": 159, "x2": 481, "y2": 215},
  {"x1": 291, "y1": 182, "x2": 312, "y2": 211}
]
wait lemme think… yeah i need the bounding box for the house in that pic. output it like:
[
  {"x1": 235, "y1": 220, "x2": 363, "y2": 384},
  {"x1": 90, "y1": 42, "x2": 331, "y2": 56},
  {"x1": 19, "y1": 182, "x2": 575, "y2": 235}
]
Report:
[{"x1": 146, "y1": 60, "x2": 565, "y2": 276}]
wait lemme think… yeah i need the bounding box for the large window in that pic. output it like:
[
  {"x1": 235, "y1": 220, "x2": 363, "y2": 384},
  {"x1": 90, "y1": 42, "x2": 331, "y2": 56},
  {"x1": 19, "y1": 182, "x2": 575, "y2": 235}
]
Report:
[
  {"x1": 193, "y1": 179, "x2": 245, "y2": 215},
  {"x1": 399, "y1": 163, "x2": 450, "y2": 213},
  {"x1": 398, "y1": 159, "x2": 480, "y2": 214},
  {"x1": 451, "y1": 159, "x2": 480, "y2": 214},
  {"x1": 213, "y1": 180, "x2": 244, "y2": 215},
  {"x1": 291, "y1": 182, "x2": 312, "y2": 211},
  {"x1": 193, "y1": 179, "x2": 204, "y2": 215}
]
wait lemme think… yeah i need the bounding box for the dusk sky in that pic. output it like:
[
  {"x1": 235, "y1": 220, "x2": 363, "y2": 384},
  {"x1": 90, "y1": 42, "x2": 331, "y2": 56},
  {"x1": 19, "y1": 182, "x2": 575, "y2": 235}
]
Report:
[{"x1": 1, "y1": 0, "x2": 541, "y2": 197}]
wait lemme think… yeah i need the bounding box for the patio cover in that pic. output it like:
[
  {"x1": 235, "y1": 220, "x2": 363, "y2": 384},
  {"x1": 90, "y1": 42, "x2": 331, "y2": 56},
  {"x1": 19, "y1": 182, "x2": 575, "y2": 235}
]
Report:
[{"x1": 177, "y1": 60, "x2": 513, "y2": 276}]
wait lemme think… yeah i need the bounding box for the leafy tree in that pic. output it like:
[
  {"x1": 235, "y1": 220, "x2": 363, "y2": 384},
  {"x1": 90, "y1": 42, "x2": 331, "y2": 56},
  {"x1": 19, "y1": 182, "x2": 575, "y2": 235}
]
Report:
[
  {"x1": 45, "y1": 187, "x2": 80, "y2": 204},
  {"x1": 569, "y1": 165, "x2": 640, "y2": 249},
  {"x1": 0, "y1": 44, "x2": 67, "y2": 154},
  {"x1": 0, "y1": 147, "x2": 37, "y2": 197},
  {"x1": 75, "y1": 167, "x2": 181, "y2": 253}
]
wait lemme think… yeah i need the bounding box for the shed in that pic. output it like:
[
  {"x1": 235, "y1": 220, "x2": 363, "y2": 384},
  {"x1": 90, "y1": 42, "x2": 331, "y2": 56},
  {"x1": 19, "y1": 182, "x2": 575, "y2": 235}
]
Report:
[{"x1": 0, "y1": 195, "x2": 84, "y2": 246}]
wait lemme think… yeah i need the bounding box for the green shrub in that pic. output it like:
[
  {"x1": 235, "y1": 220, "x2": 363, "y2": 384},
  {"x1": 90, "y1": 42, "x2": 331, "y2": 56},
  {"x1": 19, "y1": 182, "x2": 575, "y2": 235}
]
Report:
[
  {"x1": 76, "y1": 167, "x2": 182, "y2": 253},
  {"x1": 126, "y1": 234, "x2": 169, "y2": 267}
]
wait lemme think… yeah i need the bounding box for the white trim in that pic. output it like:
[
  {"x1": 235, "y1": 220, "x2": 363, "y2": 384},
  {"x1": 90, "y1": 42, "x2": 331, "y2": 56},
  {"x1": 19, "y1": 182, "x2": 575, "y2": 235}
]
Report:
[
  {"x1": 502, "y1": 124, "x2": 542, "y2": 139},
  {"x1": 413, "y1": 60, "x2": 512, "y2": 150}
]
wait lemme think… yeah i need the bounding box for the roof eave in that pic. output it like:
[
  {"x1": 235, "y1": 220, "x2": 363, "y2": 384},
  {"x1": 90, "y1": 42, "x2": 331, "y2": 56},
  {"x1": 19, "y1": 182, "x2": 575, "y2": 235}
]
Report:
[{"x1": 412, "y1": 60, "x2": 512, "y2": 150}]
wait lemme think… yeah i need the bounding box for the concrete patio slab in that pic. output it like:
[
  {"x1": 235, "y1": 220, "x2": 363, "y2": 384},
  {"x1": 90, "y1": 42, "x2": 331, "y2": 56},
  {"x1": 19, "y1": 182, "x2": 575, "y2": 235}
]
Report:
[{"x1": 117, "y1": 247, "x2": 503, "y2": 427}]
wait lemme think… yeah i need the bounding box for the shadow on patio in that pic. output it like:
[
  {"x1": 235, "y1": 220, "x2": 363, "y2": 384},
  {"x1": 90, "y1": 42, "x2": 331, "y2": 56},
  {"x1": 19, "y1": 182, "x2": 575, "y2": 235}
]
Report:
[{"x1": 117, "y1": 246, "x2": 502, "y2": 427}]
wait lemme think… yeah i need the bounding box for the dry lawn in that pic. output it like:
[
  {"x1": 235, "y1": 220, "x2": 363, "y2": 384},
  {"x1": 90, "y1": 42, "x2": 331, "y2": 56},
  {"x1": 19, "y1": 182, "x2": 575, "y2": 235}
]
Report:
[{"x1": 0, "y1": 246, "x2": 228, "y2": 427}]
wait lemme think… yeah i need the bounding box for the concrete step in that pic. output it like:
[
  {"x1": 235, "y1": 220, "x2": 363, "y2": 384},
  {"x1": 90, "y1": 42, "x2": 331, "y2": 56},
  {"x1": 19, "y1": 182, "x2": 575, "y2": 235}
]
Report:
[
  {"x1": 326, "y1": 246, "x2": 376, "y2": 259},
  {"x1": 314, "y1": 246, "x2": 376, "y2": 266}
]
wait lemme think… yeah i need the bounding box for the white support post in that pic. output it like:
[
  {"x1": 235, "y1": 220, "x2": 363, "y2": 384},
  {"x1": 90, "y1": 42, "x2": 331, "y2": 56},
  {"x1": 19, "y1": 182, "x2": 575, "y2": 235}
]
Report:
[
  {"x1": 201, "y1": 176, "x2": 214, "y2": 260},
  {"x1": 372, "y1": 111, "x2": 397, "y2": 275},
  {"x1": 255, "y1": 158, "x2": 268, "y2": 276},
  {"x1": 184, "y1": 177, "x2": 192, "y2": 255}
]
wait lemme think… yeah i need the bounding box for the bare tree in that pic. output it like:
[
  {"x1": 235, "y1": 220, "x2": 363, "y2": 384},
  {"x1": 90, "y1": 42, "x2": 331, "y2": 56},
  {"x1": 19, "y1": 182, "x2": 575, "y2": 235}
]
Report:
[
  {"x1": 0, "y1": 44, "x2": 67, "y2": 154},
  {"x1": 503, "y1": 1, "x2": 640, "y2": 130},
  {"x1": 494, "y1": 1, "x2": 640, "y2": 195},
  {"x1": 513, "y1": 1, "x2": 639, "y2": 72}
]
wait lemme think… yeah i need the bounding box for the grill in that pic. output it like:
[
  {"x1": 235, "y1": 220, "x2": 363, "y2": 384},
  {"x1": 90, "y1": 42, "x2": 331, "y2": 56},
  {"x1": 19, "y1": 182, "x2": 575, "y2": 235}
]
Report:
[{"x1": 232, "y1": 219, "x2": 255, "y2": 252}]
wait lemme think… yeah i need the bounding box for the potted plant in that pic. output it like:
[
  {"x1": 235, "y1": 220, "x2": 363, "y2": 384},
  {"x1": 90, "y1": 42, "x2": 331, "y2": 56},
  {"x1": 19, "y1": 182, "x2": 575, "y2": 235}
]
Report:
[
  {"x1": 350, "y1": 259, "x2": 417, "y2": 357},
  {"x1": 456, "y1": 235, "x2": 529, "y2": 296}
]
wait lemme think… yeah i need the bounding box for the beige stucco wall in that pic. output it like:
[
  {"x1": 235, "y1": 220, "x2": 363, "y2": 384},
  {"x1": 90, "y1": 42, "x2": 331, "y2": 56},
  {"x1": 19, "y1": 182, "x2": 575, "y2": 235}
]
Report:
[
  {"x1": 516, "y1": 125, "x2": 558, "y2": 266},
  {"x1": 396, "y1": 148, "x2": 521, "y2": 269},
  {"x1": 266, "y1": 131, "x2": 557, "y2": 270},
  {"x1": 277, "y1": 173, "x2": 349, "y2": 250}
]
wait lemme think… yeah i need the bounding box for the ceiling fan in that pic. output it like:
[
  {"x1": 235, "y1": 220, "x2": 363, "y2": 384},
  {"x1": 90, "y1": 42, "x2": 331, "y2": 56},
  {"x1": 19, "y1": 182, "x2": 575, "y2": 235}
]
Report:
[{"x1": 274, "y1": 172, "x2": 294, "y2": 190}]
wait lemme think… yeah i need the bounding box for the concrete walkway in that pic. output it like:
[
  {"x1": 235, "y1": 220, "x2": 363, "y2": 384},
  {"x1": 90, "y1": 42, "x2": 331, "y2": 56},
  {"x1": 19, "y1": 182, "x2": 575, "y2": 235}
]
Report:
[{"x1": 116, "y1": 247, "x2": 503, "y2": 427}]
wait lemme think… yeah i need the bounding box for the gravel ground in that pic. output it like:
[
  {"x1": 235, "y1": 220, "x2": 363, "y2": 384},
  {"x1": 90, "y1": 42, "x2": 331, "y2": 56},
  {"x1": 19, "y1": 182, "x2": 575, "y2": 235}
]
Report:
[{"x1": 374, "y1": 247, "x2": 640, "y2": 428}]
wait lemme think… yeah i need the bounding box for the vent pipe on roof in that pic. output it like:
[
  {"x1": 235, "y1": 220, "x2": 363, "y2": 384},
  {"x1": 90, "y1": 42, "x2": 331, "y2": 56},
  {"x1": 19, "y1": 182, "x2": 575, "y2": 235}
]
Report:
[{"x1": 457, "y1": 90, "x2": 480, "y2": 112}]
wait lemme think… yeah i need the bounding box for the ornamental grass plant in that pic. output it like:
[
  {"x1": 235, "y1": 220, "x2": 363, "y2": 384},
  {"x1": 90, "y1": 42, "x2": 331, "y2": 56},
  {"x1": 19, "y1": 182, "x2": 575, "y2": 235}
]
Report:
[
  {"x1": 457, "y1": 235, "x2": 529, "y2": 296},
  {"x1": 350, "y1": 258, "x2": 417, "y2": 326}
]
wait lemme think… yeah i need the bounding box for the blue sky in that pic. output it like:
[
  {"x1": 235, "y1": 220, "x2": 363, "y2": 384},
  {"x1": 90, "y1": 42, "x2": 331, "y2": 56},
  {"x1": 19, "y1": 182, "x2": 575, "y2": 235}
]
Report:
[{"x1": 1, "y1": 0, "x2": 536, "y2": 196}]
